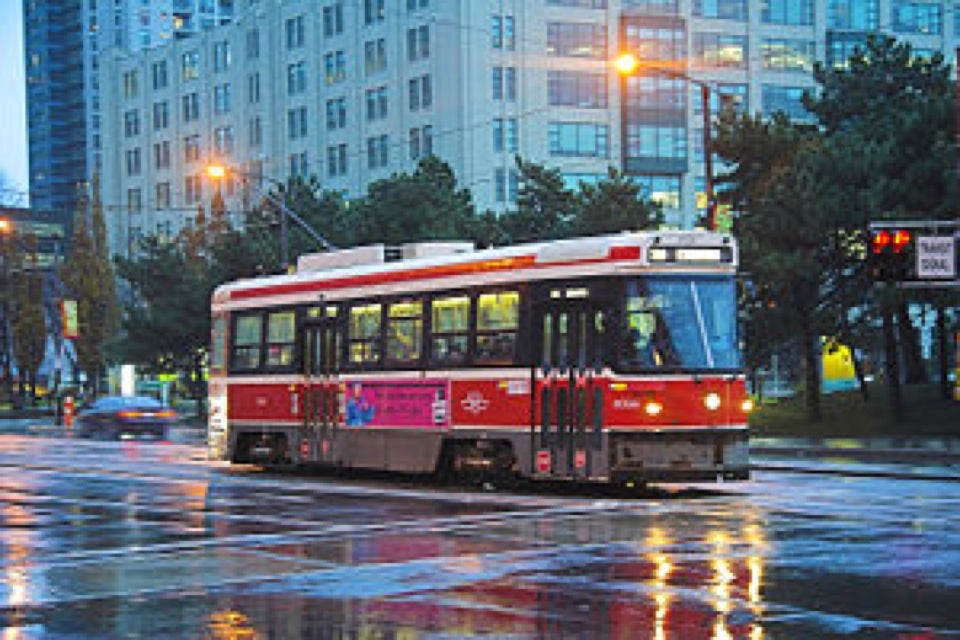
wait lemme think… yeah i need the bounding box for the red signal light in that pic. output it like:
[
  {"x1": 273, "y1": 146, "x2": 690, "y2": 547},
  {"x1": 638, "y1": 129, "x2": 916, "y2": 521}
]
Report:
[
  {"x1": 891, "y1": 229, "x2": 911, "y2": 254},
  {"x1": 871, "y1": 230, "x2": 891, "y2": 254}
]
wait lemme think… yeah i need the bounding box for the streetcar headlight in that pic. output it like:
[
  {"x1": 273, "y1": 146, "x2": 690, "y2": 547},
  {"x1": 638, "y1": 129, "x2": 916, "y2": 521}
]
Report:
[
  {"x1": 644, "y1": 400, "x2": 663, "y2": 416},
  {"x1": 741, "y1": 398, "x2": 755, "y2": 413},
  {"x1": 703, "y1": 392, "x2": 722, "y2": 411}
]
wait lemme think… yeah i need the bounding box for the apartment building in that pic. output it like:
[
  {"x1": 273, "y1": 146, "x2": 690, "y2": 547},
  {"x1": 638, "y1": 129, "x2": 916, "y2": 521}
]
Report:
[{"x1": 98, "y1": 0, "x2": 960, "y2": 259}]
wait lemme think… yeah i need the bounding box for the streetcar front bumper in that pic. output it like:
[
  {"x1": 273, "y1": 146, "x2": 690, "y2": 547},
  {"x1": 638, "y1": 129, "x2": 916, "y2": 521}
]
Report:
[{"x1": 609, "y1": 428, "x2": 750, "y2": 483}]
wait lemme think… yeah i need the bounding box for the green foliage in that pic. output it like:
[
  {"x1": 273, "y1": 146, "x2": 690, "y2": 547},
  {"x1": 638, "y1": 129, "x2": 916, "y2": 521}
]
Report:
[
  {"x1": 60, "y1": 176, "x2": 119, "y2": 392},
  {"x1": 718, "y1": 35, "x2": 956, "y2": 422},
  {"x1": 499, "y1": 158, "x2": 577, "y2": 243},
  {"x1": 574, "y1": 167, "x2": 664, "y2": 235},
  {"x1": 350, "y1": 156, "x2": 476, "y2": 246},
  {"x1": 8, "y1": 234, "x2": 45, "y2": 400}
]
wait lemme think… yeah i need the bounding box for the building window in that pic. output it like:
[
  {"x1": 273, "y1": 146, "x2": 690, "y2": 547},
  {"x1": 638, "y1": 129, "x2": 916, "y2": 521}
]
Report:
[
  {"x1": 185, "y1": 175, "x2": 203, "y2": 205},
  {"x1": 181, "y1": 51, "x2": 200, "y2": 81},
  {"x1": 213, "y1": 83, "x2": 232, "y2": 114},
  {"x1": 153, "y1": 140, "x2": 170, "y2": 169},
  {"x1": 325, "y1": 51, "x2": 347, "y2": 84},
  {"x1": 247, "y1": 73, "x2": 261, "y2": 104},
  {"x1": 692, "y1": 0, "x2": 746, "y2": 20},
  {"x1": 155, "y1": 182, "x2": 171, "y2": 209},
  {"x1": 493, "y1": 66, "x2": 517, "y2": 101},
  {"x1": 123, "y1": 110, "x2": 140, "y2": 137},
  {"x1": 287, "y1": 61, "x2": 307, "y2": 94},
  {"x1": 407, "y1": 24, "x2": 431, "y2": 61},
  {"x1": 367, "y1": 134, "x2": 389, "y2": 169},
  {"x1": 286, "y1": 16, "x2": 305, "y2": 49},
  {"x1": 182, "y1": 92, "x2": 200, "y2": 122},
  {"x1": 323, "y1": 2, "x2": 344, "y2": 36},
  {"x1": 151, "y1": 61, "x2": 168, "y2": 90},
  {"x1": 409, "y1": 126, "x2": 433, "y2": 160},
  {"x1": 493, "y1": 118, "x2": 519, "y2": 153},
  {"x1": 364, "y1": 0, "x2": 385, "y2": 24},
  {"x1": 246, "y1": 28, "x2": 260, "y2": 60},
  {"x1": 184, "y1": 134, "x2": 202, "y2": 163},
  {"x1": 408, "y1": 75, "x2": 432, "y2": 110},
  {"x1": 546, "y1": 23, "x2": 607, "y2": 58},
  {"x1": 327, "y1": 144, "x2": 348, "y2": 177},
  {"x1": 762, "y1": 39, "x2": 816, "y2": 72},
  {"x1": 548, "y1": 71, "x2": 606, "y2": 108},
  {"x1": 693, "y1": 33, "x2": 747, "y2": 68},
  {"x1": 249, "y1": 116, "x2": 262, "y2": 147},
  {"x1": 827, "y1": 0, "x2": 879, "y2": 29},
  {"x1": 365, "y1": 86, "x2": 388, "y2": 121},
  {"x1": 547, "y1": 0, "x2": 607, "y2": 6},
  {"x1": 622, "y1": 0, "x2": 679, "y2": 14},
  {"x1": 407, "y1": 0, "x2": 430, "y2": 10},
  {"x1": 125, "y1": 148, "x2": 142, "y2": 176},
  {"x1": 326, "y1": 97, "x2": 347, "y2": 130},
  {"x1": 288, "y1": 107, "x2": 308, "y2": 140},
  {"x1": 127, "y1": 188, "x2": 142, "y2": 213},
  {"x1": 364, "y1": 38, "x2": 387, "y2": 75},
  {"x1": 289, "y1": 151, "x2": 309, "y2": 178},
  {"x1": 693, "y1": 82, "x2": 748, "y2": 115},
  {"x1": 123, "y1": 70, "x2": 139, "y2": 98},
  {"x1": 891, "y1": 0, "x2": 942, "y2": 34},
  {"x1": 625, "y1": 125, "x2": 687, "y2": 161},
  {"x1": 213, "y1": 41, "x2": 231, "y2": 72},
  {"x1": 214, "y1": 126, "x2": 234, "y2": 155},
  {"x1": 548, "y1": 122, "x2": 608, "y2": 157},
  {"x1": 762, "y1": 85, "x2": 813, "y2": 120},
  {"x1": 495, "y1": 168, "x2": 519, "y2": 203},
  {"x1": 491, "y1": 16, "x2": 516, "y2": 50},
  {"x1": 634, "y1": 175, "x2": 681, "y2": 209},
  {"x1": 762, "y1": 0, "x2": 814, "y2": 25},
  {"x1": 152, "y1": 101, "x2": 169, "y2": 130},
  {"x1": 625, "y1": 75, "x2": 686, "y2": 110}
]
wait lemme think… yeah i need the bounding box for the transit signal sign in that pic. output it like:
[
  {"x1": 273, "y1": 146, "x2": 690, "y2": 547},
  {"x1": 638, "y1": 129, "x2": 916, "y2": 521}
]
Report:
[
  {"x1": 916, "y1": 236, "x2": 956, "y2": 280},
  {"x1": 868, "y1": 220, "x2": 959, "y2": 287}
]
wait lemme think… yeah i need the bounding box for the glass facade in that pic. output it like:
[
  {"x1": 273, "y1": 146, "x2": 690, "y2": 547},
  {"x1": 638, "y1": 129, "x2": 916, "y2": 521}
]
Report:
[{"x1": 827, "y1": 0, "x2": 879, "y2": 29}]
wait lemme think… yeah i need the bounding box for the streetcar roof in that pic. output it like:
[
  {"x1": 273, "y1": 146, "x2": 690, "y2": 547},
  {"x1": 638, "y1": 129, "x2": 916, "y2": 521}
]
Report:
[{"x1": 212, "y1": 230, "x2": 736, "y2": 308}]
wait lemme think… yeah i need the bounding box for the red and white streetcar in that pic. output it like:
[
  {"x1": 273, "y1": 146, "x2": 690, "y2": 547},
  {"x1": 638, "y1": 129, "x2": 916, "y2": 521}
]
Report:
[{"x1": 207, "y1": 230, "x2": 751, "y2": 485}]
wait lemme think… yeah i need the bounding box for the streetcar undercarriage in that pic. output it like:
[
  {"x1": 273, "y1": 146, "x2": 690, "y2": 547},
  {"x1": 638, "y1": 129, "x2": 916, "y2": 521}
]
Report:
[{"x1": 223, "y1": 425, "x2": 749, "y2": 485}]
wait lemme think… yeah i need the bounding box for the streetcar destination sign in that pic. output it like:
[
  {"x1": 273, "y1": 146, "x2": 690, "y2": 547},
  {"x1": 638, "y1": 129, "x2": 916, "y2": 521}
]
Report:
[{"x1": 916, "y1": 236, "x2": 956, "y2": 279}]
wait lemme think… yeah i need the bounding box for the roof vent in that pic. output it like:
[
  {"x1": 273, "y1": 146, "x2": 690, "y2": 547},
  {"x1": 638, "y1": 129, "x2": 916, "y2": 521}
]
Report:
[
  {"x1": 296, "y1": 244, "x2": 385, "y2": 272},
  {"x1": 400, "y1": 241, "x2": 474, "y2": 260}
]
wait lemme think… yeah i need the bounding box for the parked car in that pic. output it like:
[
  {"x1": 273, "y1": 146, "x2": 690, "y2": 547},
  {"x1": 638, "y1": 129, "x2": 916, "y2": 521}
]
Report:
[{"x1": 74, "y1": 395, "x2": 178, "y2": 440}]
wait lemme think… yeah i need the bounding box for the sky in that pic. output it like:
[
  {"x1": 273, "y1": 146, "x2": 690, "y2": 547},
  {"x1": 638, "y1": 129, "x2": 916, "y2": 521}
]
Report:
[{"x1": 0, "y1": 0, "x2": 27, "y2": 205}]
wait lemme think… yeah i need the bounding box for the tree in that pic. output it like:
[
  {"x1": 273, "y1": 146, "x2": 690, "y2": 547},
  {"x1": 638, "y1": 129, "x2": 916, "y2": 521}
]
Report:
[
  {"x1": 499, "y1": 158, "x2": 578, "y2": 243},
  {"x1": 10, "y1": 233, "x2": 46, "y2": 405},
  {"x1": 574, "y1": 167, "x2": 664, "y2": 235},
  {"x1": 350, "y1": 157, "x2": 477, "y2": 246},
  {"x1": 59, "y1": 176, "x2": 119, "y2": 395}
]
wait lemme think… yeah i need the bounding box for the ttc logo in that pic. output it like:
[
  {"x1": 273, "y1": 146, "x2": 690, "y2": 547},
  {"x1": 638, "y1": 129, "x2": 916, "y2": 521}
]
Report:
[{"x1": 460, "y1": 391, "x2": 490, "y2": 415}]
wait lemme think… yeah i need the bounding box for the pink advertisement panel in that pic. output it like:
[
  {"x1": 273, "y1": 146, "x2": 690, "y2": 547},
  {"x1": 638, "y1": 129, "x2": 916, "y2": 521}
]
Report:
[{"x1": 344, "y1": 379, "x2": 449, "y2": 429}]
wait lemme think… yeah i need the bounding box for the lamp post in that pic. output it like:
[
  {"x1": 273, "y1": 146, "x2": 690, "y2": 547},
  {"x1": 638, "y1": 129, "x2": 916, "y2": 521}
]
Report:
[
  {"x1": 206, "y1": 164, "x2": 335, "y2": 272},
  {"x1": 615, "y1": 53, "x2": 719, "y2": 231}
]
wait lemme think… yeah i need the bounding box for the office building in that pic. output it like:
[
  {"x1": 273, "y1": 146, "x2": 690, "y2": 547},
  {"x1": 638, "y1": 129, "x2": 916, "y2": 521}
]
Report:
[
  {"x1": 24, "y1": 0, "x2": 235, "y2": 218},
  {"x1": 98, "y1": 0, "x2": 960, "y2": 259}
]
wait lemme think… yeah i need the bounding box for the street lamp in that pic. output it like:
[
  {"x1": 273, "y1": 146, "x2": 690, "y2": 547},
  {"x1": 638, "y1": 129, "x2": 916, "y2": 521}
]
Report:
[
  {"x1": 615, "y1": 52, "x2": 719, "y2": 231},
  {"x1": 205, "y1": 164, "x2": 335, "y2": 271}
]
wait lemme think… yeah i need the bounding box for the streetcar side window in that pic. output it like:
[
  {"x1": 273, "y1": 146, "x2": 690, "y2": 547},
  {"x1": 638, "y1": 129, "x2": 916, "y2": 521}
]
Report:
[
  {"x1": 431, "y1": 295, "x2": 469, "y2": 365},
  {"x1": 476, "y1": 290, "x2": 519, "y2": 364},
  {"x1": 232, "y1": 313, "x2": 262, "y2": 370},
  {"x1": 386, "y1": 299, "x2": 423, "y2": 364},
  {"x1": 348, "y1": 303, "x2": 382, "y2": 365},
  {"x1": 265, "y1": 310, "x2": 296, "y2": 368},
  {"x1": 210, "y1": 313, "x2": 228, "y2": 373}
]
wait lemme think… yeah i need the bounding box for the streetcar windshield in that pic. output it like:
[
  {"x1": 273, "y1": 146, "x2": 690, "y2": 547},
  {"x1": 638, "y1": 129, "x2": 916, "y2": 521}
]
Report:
[{"x1": 622, "y1": 277, "x2": 740, "y2": 371}]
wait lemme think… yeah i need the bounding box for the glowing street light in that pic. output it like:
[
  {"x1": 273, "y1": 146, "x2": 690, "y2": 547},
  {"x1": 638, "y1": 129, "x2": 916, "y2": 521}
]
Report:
[
  {"x1": 614, "y1": 52, "x2": 719, "y2": 231},
  {"x1": 206, "y1": 163, "x2": 334, "y2": 271}
]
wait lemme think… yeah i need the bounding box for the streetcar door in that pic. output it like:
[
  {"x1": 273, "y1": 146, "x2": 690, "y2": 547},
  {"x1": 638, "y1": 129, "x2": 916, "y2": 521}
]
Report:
[
  {"x1": 301, "y1": 306, "x2": 342, "y2": 463},
  {"x1": 532, "y1": 290, "x2": 607, "y2": 479}
]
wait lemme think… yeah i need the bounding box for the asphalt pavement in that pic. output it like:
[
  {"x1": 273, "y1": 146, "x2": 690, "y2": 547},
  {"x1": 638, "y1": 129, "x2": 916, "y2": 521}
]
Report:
[{"x1": 1, "y1": 416, "x2": 959, "y2": 478}]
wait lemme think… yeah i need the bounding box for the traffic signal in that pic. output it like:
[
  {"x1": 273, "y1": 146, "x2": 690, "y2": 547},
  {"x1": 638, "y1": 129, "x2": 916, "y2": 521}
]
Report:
[{"x1": 868, "y1": 226, "x2": 914, "y2": 281}]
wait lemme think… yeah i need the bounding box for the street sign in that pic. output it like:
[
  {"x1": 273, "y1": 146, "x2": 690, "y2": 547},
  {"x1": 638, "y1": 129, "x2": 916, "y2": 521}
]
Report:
[{"x1": 916, "y1": 236, "x2": 956, "y2": 279}]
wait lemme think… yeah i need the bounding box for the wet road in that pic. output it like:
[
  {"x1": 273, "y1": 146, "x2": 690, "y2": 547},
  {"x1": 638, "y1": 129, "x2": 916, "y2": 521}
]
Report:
[{"x1": 0, "y1": 434, "x2": 958, "y2": 639}]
